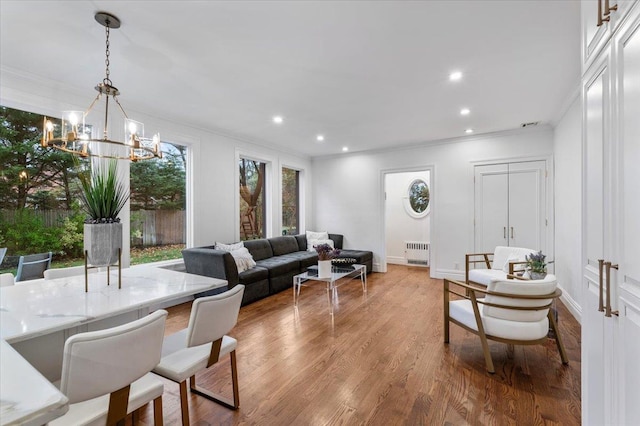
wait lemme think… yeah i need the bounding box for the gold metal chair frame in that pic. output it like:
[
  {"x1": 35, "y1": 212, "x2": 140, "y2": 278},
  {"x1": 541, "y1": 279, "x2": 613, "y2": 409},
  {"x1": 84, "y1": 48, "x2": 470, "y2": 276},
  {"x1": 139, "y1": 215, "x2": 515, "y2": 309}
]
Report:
[
  {"x1": 443, "y1": 278, "x2": 569, "y2": 374},
  {"x1": 464, "y1": 252, "x2": 527, "y2": 286}
]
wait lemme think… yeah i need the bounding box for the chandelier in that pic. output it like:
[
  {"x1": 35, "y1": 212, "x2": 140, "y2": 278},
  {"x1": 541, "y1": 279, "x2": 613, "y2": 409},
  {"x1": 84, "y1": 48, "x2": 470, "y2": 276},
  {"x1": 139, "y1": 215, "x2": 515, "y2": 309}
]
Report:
[{"x1": 41, "y1": 12, "x2": 161, "y2": 161}]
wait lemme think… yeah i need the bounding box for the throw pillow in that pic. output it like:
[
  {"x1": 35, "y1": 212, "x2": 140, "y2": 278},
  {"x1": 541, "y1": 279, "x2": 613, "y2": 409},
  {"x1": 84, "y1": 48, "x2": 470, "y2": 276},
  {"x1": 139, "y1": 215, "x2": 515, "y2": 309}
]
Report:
[
  {"x1": 307, "y1": 238, "x2": 335, "y2": 252},
  {"x1": 306, "y1": 231, "x2": 329, "y2": 250},
  {"x1": 215, "y1": 241, "x2": 244, "y2": 251},
  {"x1": 228, "y1": 247, "x2": 257, "y2": 273}
]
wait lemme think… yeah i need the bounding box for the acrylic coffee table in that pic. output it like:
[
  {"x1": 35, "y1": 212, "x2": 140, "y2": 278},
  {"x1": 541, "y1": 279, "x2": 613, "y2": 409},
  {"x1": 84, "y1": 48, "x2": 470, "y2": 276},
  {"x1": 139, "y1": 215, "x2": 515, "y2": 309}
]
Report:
[{"x1": 293, "y1": 264, "x2": 367, "y2": 315}]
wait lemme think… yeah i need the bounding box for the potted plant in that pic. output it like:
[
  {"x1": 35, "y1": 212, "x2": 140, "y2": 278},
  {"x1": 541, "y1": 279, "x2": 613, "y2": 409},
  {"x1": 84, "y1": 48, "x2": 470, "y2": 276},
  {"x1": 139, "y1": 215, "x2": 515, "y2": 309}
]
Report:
[
  {"x1": 77, "y1": 159, "x2": 128, "y2": 271},
  {"x1": 525, "y1": 250, "x2": 547, "y2": 280},
  {"x1": 314, "y1": 243, "x2": 341, "y2": 278}
]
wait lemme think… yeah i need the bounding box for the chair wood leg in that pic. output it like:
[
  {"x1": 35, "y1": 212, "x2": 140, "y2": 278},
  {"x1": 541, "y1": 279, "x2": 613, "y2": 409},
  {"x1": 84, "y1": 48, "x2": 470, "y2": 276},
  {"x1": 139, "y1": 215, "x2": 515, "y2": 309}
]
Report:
[
  {"x1": 469, "y1": 293, "x2": 495, "y2": 374},
  {"x1": 153, "y1": 396, "x2": 164, "y2": 426},
  {"x1": 548, "y1": 310, "x2": 569, "y2": 364},
  {"x1": 189, "y1": 352, "x2": 240, "y2": 410},
  {"x1": 230, "y1": 350, "x2": 240, "y2": 408},
  {"x1": 443, "y1": 279, "x2": 450, "y2": 343},
  {"x1": 179, "y1": 380, "x2": 190, "y2": 426},
  {"x1": 106, "y1": 385, "x2": 130, "y2": 426}
]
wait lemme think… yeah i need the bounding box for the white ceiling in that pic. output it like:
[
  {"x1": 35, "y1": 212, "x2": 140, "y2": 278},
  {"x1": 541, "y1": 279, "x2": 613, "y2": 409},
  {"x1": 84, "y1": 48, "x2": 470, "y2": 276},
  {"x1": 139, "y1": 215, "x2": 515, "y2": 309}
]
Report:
[{"x1": 0, "y1": 1, "x2": 581, "y2": 157}]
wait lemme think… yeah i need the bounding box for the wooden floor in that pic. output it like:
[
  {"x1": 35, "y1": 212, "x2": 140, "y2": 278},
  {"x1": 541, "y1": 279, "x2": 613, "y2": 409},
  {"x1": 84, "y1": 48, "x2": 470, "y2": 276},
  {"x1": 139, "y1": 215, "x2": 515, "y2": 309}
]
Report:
[{"x1": 136, "y1": 265, "x2": 581, "y2": 425}]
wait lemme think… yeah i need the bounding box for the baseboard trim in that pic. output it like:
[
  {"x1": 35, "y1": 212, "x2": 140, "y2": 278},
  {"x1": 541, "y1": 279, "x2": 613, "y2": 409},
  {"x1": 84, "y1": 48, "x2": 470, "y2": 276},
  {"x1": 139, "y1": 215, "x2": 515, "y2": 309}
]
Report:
[{"x1": 557, "y1": 285, "x2": 582, "y2": 324}]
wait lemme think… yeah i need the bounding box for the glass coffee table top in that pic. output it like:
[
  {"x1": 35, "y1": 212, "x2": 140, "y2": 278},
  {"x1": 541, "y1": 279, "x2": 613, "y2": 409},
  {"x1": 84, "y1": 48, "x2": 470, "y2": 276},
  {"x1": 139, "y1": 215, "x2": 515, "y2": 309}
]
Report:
[{"x1": 293, "y1": 264, "x2": 367, "y2": 314}]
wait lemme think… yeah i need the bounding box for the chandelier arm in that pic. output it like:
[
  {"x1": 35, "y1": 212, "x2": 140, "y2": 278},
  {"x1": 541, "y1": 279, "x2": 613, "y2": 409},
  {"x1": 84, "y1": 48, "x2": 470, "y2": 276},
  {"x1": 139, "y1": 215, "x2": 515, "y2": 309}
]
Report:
[{"x1": 113, "y1": 96, "x2": 130, "y2": 120}]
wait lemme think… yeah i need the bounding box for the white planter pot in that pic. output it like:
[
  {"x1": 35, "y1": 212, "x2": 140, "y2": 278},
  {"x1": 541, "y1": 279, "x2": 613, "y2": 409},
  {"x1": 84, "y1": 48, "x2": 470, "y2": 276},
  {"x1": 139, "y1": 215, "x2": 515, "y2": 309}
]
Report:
[
  {"x1": 84, "y1": 223, "x2": 122, "y2": 266},
  {"x1": 318, "y1": 260, "x2": 332, "y2": 278}
]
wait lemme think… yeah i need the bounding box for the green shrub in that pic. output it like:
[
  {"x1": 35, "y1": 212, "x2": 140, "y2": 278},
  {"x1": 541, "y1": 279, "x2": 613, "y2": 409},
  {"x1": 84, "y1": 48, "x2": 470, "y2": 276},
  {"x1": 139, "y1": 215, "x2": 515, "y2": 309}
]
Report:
[{"x1": 0, "y1": 209, "x2": 62, "y2": 255}]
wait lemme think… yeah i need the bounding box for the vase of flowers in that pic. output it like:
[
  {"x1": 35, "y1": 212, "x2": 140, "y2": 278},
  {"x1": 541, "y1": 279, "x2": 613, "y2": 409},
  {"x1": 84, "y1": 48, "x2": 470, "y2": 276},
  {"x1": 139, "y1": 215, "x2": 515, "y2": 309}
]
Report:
[
  {"x1": 315, "y1": 243, "x2": 341, "y2": 278},
  {"x1": 526, "y1": 250, "x2": 547, "y2": 280}
]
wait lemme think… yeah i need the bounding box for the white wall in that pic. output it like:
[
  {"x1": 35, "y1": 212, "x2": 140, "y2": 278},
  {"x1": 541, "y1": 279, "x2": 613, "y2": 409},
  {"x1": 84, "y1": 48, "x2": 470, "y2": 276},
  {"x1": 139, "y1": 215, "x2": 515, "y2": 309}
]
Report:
[
  {"x1": 0, "y1": 68, "x2": 313, "y2": 261},
  {"x1": 312, "y1": 127, "x2": 554, "y2": 276},
  {"x1": 385, "y1": 171, "x2": 430, "y2": 264},
  {"x1": 553, "y1": 96, "x2": 582, "y2": 321}
]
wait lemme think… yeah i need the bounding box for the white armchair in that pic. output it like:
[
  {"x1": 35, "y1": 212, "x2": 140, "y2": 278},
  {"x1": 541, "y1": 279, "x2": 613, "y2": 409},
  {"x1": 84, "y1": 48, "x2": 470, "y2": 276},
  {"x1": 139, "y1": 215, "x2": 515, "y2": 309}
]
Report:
[
  {"x1": 444, "y1": 275, "x2": 568, "y2": 374},
  {"x1": 465, "y1": 246, "x2": 536, "y2": 286}
]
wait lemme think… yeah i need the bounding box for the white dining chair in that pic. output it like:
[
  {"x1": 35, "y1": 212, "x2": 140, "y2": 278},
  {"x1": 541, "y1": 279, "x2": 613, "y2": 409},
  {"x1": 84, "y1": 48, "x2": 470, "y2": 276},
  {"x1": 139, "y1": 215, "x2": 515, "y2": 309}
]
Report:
[
  {"x1": 0, "y1": 272, "x2": 15, "y2": 287},
  {"x1": 50, "y1": 309, "x2": 168, "y2": 426},
  {"x1": 44, "y1": 265, "x2": 97, "y2": 280},
  {"x1": 153, "y1": 285, "x2": 245, "y2": 426}
]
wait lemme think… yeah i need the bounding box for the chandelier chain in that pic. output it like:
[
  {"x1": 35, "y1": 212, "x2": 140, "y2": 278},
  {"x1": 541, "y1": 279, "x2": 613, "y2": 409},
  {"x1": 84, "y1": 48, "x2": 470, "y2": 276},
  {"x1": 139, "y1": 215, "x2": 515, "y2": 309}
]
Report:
[{"x1": 104, "y1": 24, "x2": 112, "y2": 86}]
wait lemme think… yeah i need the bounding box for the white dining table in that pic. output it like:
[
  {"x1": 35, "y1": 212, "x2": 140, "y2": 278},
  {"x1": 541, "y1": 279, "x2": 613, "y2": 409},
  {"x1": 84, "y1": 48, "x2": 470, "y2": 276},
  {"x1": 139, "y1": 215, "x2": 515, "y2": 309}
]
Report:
[
  {"x1": 0, "y1": 339, "x2": 69, "y2": 426},
  {"x1": 0, "y1": 265, "x2": 226, "y2": 380}
]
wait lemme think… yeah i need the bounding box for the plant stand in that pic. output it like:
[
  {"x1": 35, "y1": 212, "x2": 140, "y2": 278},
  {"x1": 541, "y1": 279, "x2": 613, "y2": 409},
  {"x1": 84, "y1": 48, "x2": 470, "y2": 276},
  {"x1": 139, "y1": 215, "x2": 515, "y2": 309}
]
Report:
[{"x1": 83, "y1": 248, "x2": 122, "y2": 292}]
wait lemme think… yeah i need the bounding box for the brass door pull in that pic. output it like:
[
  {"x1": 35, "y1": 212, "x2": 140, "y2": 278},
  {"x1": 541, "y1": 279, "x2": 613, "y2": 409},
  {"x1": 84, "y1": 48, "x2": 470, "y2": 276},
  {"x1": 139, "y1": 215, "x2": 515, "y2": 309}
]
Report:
[
  {"x1": 604, "y1": 0, "x2": 618, "y2": 15},
  {"x1": 604, "y1": 261, "x2": 619, "y2": 317},
  {"x1": 598, "y1": 259, "x2": 605, "y2": 312}
]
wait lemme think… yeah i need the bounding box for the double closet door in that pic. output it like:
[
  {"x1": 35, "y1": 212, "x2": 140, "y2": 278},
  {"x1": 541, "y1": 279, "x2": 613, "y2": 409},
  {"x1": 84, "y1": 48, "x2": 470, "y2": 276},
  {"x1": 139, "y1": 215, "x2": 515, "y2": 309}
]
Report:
[{"x1": 474, "y1": 161, "x2": 547, "y2": 254}]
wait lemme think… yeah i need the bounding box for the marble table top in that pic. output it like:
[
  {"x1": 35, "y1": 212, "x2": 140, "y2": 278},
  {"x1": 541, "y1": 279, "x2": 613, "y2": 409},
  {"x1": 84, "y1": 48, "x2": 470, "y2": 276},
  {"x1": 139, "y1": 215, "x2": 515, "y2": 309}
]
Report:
[
  {"x1": 0, "y1": 339, "x2": 69, "y2": 425},
  {"x1": 0, "y1": 266, "x2": 226, "y2": 343}
]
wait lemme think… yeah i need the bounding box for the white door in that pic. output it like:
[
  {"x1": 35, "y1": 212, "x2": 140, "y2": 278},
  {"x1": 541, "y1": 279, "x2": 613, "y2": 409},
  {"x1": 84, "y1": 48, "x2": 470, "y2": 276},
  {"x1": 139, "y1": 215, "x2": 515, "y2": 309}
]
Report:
[
  {"x1": 582, "y1": 44, "x2": 612, "y2": 426},
  {"x1": 474, "y1": 164, "x2": 508, "y2": 252},
  {"x1": 508, "y1": 161, "x2": 546, "y2": 250},
  {"x1": 614, "y1": 6, "x2": 640, "y2": 423}
]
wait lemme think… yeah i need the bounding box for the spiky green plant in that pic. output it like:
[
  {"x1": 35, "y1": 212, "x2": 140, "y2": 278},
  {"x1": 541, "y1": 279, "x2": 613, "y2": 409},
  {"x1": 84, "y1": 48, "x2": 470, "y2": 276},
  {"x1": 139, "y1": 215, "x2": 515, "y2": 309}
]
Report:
[{"x1": 77, "y1": 159, "x2": 129, "y2": 223}]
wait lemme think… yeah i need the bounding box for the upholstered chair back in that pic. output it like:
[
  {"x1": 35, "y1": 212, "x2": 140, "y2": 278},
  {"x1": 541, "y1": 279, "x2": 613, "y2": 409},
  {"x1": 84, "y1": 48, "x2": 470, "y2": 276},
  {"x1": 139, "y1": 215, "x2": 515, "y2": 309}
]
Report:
[
  {"x1": 483, "y1": 274, "x2": 557, "y2": 322},
  {"x1": 60, "y1": 309, "x2": 167, "y2": 403},
  {"x1": 186, "y1": 284, "x2": 245, "y2": 348},
  {"x1": 491, "y1": 246, "x2": 536, "y2": 272}
]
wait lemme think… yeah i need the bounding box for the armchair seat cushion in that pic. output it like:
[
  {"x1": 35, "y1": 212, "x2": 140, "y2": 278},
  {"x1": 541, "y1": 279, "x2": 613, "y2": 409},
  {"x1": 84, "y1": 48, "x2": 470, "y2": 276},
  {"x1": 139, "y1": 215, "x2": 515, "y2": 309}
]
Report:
[
  {"x1": 468, "y1": 269, "x2": 508, "y2": 286},
  {"x1": 449, "y1": 299, "x2": 549, "y2": 341}
]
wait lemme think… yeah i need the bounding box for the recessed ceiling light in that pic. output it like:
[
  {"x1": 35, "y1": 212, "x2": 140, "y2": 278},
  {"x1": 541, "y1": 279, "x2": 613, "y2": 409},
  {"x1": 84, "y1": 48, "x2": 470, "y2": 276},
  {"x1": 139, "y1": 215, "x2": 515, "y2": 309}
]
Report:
[
  {"x1": 449, "y1": 71, "x2": 463, "y2": 81},
  {"x1": 272, "y1": 116, "x2": 283, "y2": 124},
  {"x1": 316, "y1": 135, "x2": 325, "y2": 142},
  {"x1": 465, "y1": 128, "x2": 474, "y2": 134},
  {"x1": 342, "y1": 147, "x2": 349, "y2": 152},
  {"x1": 460, "y1": 108, "x2": 470, "y2": 116}
]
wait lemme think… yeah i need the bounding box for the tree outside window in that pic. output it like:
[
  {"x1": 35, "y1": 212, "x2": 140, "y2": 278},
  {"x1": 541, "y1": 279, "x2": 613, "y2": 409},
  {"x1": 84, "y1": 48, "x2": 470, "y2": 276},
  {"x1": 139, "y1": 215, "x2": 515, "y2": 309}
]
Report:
[
  {"x1": 282, "y1": 167, "x2": 299, "y2": 235},
  {"x1": 239, "y1": 158, "x2": 266, "y2": 240}
]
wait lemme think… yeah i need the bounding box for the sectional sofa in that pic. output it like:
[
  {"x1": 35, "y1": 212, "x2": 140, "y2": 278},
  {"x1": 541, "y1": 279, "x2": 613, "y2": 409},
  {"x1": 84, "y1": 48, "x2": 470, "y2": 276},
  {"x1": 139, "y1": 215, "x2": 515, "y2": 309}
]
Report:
[{"x1": 182, "y1": 233, "x2": 373, "y2": 305}]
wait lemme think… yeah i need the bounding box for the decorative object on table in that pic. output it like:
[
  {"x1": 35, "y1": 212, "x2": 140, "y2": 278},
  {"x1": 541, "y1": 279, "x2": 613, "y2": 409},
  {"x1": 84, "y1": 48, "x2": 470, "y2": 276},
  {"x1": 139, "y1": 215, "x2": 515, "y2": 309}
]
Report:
[
  {"x1": 314, "y1": 243, "x2": 341, "y2": 278},
  {"x1": 40, "y1": 12, "x2": 161, "y2": 162},
  {"x1": 331, "y1": 257, "x2": 357, "y2": 266},
  {"x1": 78, "y1": 159, "x2": 129, "y2": 291},
  {"x1": 525, "y1": 250, "x2": 547, "y2": 280}
]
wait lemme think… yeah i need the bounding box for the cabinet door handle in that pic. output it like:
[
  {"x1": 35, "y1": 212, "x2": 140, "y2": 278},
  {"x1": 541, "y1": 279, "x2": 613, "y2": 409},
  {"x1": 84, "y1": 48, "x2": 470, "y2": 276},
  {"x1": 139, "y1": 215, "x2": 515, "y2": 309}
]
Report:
[
  {"x1": 598, "y1": 259, "x2": 605, "y2": 312},
  {"x1": 503, "y1": 227, "x2": 506, "y2": 239},
  {"x1": 604, "y1": 261, "x2": 619, "y2": 317},
  {"x1": 510, "y1": 227, "x2": 514, "y2": 239},
  {"x1": 598, "y1": 0, "x2": 611, "y2": 26}
]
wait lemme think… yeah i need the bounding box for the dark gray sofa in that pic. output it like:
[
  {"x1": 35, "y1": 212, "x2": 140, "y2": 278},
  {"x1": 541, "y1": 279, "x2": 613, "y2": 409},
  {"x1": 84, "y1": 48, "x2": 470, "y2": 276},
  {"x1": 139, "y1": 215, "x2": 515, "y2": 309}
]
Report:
[{"x1": 182, "y1": 233, "x2": 373, "y2": 305}]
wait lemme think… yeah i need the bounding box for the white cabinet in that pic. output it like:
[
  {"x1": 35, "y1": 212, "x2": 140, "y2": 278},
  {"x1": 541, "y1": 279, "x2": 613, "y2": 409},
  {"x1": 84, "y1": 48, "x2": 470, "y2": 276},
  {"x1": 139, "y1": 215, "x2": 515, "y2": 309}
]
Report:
[
  {"x1": 581, "y1": 2, "x2": 640, "y2": 424},
  {"x1": 582, "y1": 0, "x2": 638, "y2": 72},
  {"x1": 474, "y1": 160, "x2": 547, "y2": 253}
]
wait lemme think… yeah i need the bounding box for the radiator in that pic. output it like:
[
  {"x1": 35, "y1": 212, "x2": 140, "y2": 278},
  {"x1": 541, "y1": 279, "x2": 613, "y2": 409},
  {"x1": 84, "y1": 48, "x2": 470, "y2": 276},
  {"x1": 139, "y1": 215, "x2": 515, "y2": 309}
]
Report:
[{"x1": 404, "y1": 241, "x2": 429, "y2": 266}]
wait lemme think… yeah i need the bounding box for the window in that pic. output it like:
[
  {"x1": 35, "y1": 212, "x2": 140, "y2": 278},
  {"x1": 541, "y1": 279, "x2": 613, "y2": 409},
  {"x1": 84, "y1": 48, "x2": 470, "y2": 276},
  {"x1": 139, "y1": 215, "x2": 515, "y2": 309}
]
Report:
[
  {"x1": 129, "y1": 141, "x2": 187, "y2": 264},
  {"x1": 282, "y1": 167, "x2": 299, "y2": 235},
  {"x1": 405, "y1": 179, "x2": 430, "y2": 218},
  {"x1": 239, "y1": 158, "x2": 266, "y2": 240}
]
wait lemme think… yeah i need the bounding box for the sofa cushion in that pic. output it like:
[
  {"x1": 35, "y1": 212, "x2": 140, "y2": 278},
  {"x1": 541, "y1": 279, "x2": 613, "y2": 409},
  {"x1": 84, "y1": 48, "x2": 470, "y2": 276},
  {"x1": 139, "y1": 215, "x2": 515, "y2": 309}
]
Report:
[
  {"x1": 269, "y1": 236, "x2": 300, "y2": 256},
  {"x1": 294, "y1": 235, "x2": 307, "y2": 251},
  {"x1": 243, "y1": 239, "x2": 274, "y2": 261},
  {"x1": 255, "y1": 256, "x2": 300, "y2": 277},
  {"x1": 337, "y1": 250, "x2": 372, "y2": 262},
  {"x1": 280, "y1": 251, "x2": 318, "y2": 269},
  {"x1": 238, "y1": 265, "x2": 269, "y2": 284},
  {"x1": 328, "y1": 234, "x2": 344, "y2": 250}
]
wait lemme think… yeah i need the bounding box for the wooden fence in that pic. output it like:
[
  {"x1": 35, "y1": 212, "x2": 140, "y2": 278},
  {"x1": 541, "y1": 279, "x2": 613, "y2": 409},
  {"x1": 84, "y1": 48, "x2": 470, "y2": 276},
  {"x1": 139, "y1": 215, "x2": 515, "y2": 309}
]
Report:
[{"x1": 1, "y1": 209, "x2": 185, "y2": 247}]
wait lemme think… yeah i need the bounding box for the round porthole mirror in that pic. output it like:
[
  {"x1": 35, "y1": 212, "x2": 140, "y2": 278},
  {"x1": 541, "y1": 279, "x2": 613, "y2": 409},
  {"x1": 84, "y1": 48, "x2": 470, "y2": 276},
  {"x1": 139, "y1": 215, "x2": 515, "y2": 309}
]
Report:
[{"x1": 404, "y1": 179, "x2": 430, "y2": 218}]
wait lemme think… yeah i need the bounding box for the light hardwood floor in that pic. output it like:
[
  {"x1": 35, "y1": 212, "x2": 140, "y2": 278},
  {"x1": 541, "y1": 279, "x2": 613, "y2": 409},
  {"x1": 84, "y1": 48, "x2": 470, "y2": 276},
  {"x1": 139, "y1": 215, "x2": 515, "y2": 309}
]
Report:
[{"x1": 136, "y1": 264, "x2": 581, "y2": 425}]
